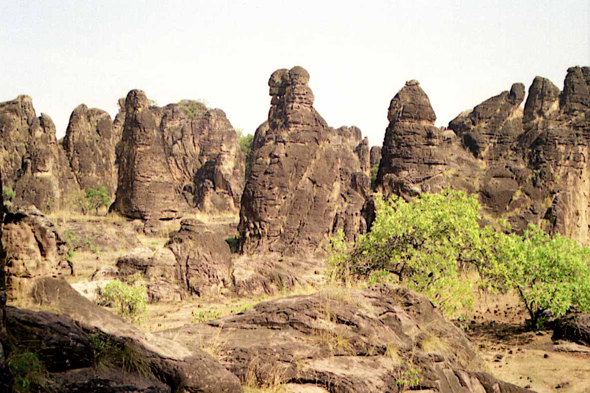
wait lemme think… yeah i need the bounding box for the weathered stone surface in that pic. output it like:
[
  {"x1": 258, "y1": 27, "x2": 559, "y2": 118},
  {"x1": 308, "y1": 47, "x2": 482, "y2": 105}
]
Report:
[
  {"x1": 376, "y1": 80, "x2": 451, "y2": 199},
  {"x1": 0, "y1": 171, "x2": 7, "y2": 391},
  {"x1": 163, "y1": 285, "x2": 532, "y2": 393},
  {"x1": 112, "y1": 90, "x2": 245, "y2": 221},
  {"x1": 369, "y1": 146, "x2": 381, "y2": 168},
  {"x1": 0, "y1": 96, "x2": 80, "y2": 211},
  {"x1": 29, "y1": 277, "x2": 243, "y2": 392},
  {"x1": 552, "y1": 312, "x2": 590, "y2": 346},
  {"x1": 238, "y1": 66, "x2": 370, "y2": 256},
  {"x1": 62, "y1": 104, "x2": 121, "y2": 196},
  {"x1": 2, "y1": 206, "x2": 71, "y2": 301},
  {"x1": 376, "y1": 67, "x2": 590, "y2": 244}
]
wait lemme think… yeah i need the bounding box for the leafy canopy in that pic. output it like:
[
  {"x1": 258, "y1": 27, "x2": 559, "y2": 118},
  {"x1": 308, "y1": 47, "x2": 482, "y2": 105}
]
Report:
[{"x1": 329, "y1": 189, "x2": 590, "y2": 324}]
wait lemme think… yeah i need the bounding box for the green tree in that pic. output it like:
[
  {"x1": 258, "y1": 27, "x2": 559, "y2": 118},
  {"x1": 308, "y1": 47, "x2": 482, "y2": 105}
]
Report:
[
  {"x1": 329, "y1": 189, "x2": 492, "y2": 315},
  {"x1": 98, "y1": 279, "x2": 147, "y2": 324},
  {"x1": 2, "y1": 185, "x2": 15, "y2": 207},
  {"x1": 236, "y1": 129, "x2": 254, "y2": 170},
  {"x1": 85, "y1": 185, "x2": 111, "y2": 215},
  {"x1": 486, "y1": 225, "x2": 590, "y2": 328}
]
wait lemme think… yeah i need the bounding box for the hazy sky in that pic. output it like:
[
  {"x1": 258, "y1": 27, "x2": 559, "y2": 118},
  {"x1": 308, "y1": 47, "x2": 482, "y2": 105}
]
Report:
[{"x1": 1, "y1": 0, "x2": 588, "y2": 146}]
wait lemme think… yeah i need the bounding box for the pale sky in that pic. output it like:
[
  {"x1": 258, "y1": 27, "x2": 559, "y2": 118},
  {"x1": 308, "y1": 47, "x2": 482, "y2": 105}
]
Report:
[{"x1": 1, "y1": 0, "x2": 588, "y2": 146}]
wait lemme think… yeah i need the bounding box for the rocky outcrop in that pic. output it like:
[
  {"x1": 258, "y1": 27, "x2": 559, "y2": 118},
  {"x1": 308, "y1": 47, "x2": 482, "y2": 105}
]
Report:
[
  {"x1": 238, "y1": 66, "x2": 370, "y2": 256},
  {"x1": 369, "y1": 146, "x2": 381, "y2": 168},
  {"x1": 553, "y1": 312, "x2": 590, "y2": 346},
  {"x1": 376, "y1": 80, "x2": 452, "y2": 199},
  {"x1": 62, "y1": 104, "x2": 121, "y2": 196},
  {"x1": 112, "y1": 91, "x2": 245, "y2": 222},
  {"x1": 1, "y1": 207, "x2": 71, "y2": 301},
  {"x1": 163, "y1": 284, "x2": 532, "y2": 393},
  {"x1": 6, "y1": 277, "x2": 242, "y2": 392},
  {"x1": 0, "y1": 172, "x2": 7, "y2": 391},
  {"x1": 0, "y1": 96, "x2": 80, "y2": 211},
  {"x1": 376, "y1": 66, "x2": 590, "y2": 243},
  {"x1": 115, "y1": 219, "x2": 233, "y2": 300}
]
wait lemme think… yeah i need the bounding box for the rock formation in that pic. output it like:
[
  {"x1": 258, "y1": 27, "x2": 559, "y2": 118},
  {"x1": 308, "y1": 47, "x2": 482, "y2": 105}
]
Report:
[
  {"x1": 0, "y1": 172, "x2": 7, "y2": 390},
  {"x1": 6, "y1": 277, "x2": 242, "y2": 392},
  {"x1": 112, "y1": 90, "x2": 245, "y2": 221},
  {"x1": 370, "y1": 145, "x2": 381, "y2": 168},
  {"x1": 1, "y1": 207, "x2": 71, "y2": 301},
  {"x1": 376, "y1": 66, "x2": 590, "y2": 244},
  {"x1": 0, "y1": 96, "x2": 79, "y2": 211},
  {"x1": 164, "y1": 284, "x2": 533, "y2": 393},
  {"x1": 62, "y1": 104, "x2": 121, "y2": 196},
  {"x1": 238, "y1": 66, "x2": 370, "y2": 256}
]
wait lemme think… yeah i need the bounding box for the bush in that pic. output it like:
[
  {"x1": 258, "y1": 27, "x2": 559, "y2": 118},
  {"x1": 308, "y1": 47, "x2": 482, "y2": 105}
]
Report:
[
  {"x1": 236, "y1": 129, "x2": 254, "y2": 173},
  {"x1": 98, "y1": 280, "x2": 147, "y2": 324},
  {"x1": 329, "y1": 189, "x2": 493, "y2": 315},
  {"x1": 328, "y1": 189, "x2": 590, "y2": 323},
  {"x1": 3, "y1": 185, "x2": 15, "y2": 206},
  {"x1": 487, "y1": 225, "x2": 590, "y2": 328},
  {"x1": 179, "y1": 99, "x2": 208, "y2": 119},
  {"x1": 69, "y1": 185, "x2": 111, "y2": 215},
  {"x1": 8, "y1": 352, "x2": 48, "y2": 392}
]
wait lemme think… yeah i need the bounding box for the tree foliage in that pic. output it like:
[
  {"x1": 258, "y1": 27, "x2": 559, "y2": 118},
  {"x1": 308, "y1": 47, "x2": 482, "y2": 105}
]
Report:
[
  {"x1": 329, "y1": 189, "x2": 590, "y2": 324},
  {"x1": 236, "y1": 129, "x2": 254, "y2": 170},
  {"x1": 69, "y1": 185, "x2": 111, "y2": 215},
  {"x1": 178, "y1": 99, "x2": 208, "y2": 119},
  {"x1": 98, "y1": 279, "x2": 147, "y2": 324}
]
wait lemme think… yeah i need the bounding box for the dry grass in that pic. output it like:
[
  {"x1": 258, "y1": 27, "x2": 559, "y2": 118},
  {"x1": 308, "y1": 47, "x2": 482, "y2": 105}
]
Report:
[{"x1": 243, "y1": 357, "x2": 287, "y2": 393}]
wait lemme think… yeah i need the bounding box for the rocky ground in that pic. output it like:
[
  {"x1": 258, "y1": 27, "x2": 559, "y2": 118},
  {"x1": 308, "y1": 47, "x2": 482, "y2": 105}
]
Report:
[{"x1": 8, "y1": 212, "x2": 584, "y2": 392}]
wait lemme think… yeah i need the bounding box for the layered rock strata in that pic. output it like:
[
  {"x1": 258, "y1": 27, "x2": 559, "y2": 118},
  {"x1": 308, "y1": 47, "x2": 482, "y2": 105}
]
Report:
[
  {"x1": 238, "y1": 66, "x2": 370, "y2": 256},
  {"x1": 376, "y1": 66, "x2": 590, "y2": 243},
  {"x1": 112, "y1": 91, "x2": 245, "y2": 221}
]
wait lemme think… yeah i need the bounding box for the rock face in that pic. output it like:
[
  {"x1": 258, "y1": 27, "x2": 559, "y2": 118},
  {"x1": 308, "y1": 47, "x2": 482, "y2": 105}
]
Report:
[
  {"x1": 1, "y1": 207, "x2": 71, "y2": 301},
  {"x1": 370, "y1": 146, "x2": 381, "y2": 168},
  {"x1": 115, "y1": 219, "x2": 232, "y2": 300},
  {"x1": 6, "y1": 277, "x2": 242, "y2": 392},
  {"x1": 62, "y1": 104, "x2": 121, "y2": 196},
  {"x1": 112, "y1": 91, "x2": 245, "y2": 221},
  {"x1": 238, "y1": 66, "x2": 370, "y2": 256},
  {"x1": 0, "y1": 172, "x2": 7, "y2": 390},
  {"x1": 376, "y1": 66, "x2": 590, "y2": 243},
  {"x1": 0, "y1": 95, "x2": 79, "y2": 211},
  {"x1": 163, "y1": 285, "x2": 532, "y2": 393}
]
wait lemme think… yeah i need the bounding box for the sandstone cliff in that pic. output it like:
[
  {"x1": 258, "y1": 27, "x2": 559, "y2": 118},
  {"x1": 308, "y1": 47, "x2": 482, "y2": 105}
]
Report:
[
  {"x1": 111, "y1": 90, "x2": 245, "y2": 221},
  {"x1": 62, "y1": 104, "x2": 121, "y2": 196},
  {"x1": 238, "y1": 66, "x2": 370, "y2": 256},
  {"x1": 377, "y1": 66, "x2": 590, "y2": 244},
  {"x1": 0, "y1": 96, "x2": 79, "y2": 211}
]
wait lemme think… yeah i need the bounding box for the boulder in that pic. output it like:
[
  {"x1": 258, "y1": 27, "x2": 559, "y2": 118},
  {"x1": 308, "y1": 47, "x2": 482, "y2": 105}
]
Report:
[
  {"x1": 552, "y1": 312, "x2": 590, "y2": 346},
  {"x1": 62, "y1": 104, "x2": 121, "y2": 196},
  {"x1": 111, "y1": 90, "x2": 245, "y2": 221},
  {"x1": 162, "y1": 285, "x2": 533, "y2": 393},
  {"x1": 238, "y1": 66, "x2": 370, "y2": 256},
  {"x1": 22, "y1": 277, "x2": 243, "y2": 392},
  {"x1": 0, "y1": 172, "x2": 8, "y2": 390},
  {"x1": 1, "y1": 206, "x2": 71, "y2": 301}
]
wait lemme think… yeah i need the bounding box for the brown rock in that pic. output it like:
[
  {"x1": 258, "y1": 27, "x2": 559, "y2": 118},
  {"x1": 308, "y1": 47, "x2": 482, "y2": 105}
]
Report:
[
  {"x1": 112, "y1": 90, "x2": 245, "y2": 221},
  {"x1": 560, "y1": 66, "x2": 590, "y2": 114},
  {"x1": 62, "y1": 104, "x2": 121, "y2": 196},
  {"x1": 164, "y1": 285, "x2": 532, "y2": 393},
  {"x1": 369, "y1": 146, "x2": 381, "y2": 168},
  {"x1": 0, "y1": 96, "x2": 79, "y2": 212},
  {"x1": 2, "y1": 206, "x2": 71, "y2": 301},
  {"x1": 0, "y1": 171, "x2": 7, "y2": 390},
  {"x1": 238, "y1": 66, "x2": 369, "y2": 256},
  {"x1": 523, "y1": 76, "x2": 561, "y2": 123},
  {"x1": 376, "y1": 80, "x2": 450, "y2": 198},
  {"x1": 552, "y1": 312, "x2": 590, "y2": 346},
  {"x1": 14, "y1": 278, "x2": 243, "y2": 392}
]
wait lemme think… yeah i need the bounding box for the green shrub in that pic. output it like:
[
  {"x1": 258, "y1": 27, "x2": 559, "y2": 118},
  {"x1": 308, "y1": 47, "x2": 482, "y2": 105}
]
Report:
[
  {"x1": 89, "y1": 333, "x2": 152, "y2": 377},
  {"x1": 193, "y1": 309, "x2": 221, "y2": 323},
  {"x1": 69, "y1": 185, "x2": 111, "y2": 215},
  {"x1": 3, "y1": 185, "x2": 15, "y2": 206},
  {"x1": 328, "y1": 188, "x2": 590, "y2": 325},
  {"x1": 329, "y1": 189, "x2": 492, "y2": 315},
  {"x1": 179, "y1": 99, "x2": 208, "y2": 119},
  {"x1": 486, "y1": 225, "x2": 590, "y2": 328},
  {"x1": 8, "y1": 352, "x2": 48, "y2": 392},
  {"x1": 236, "y1": 129, "x2": 254, "y2": 166},
  {"x1": 99, "y1": 280, "x2": 147, "y2": 324}
]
